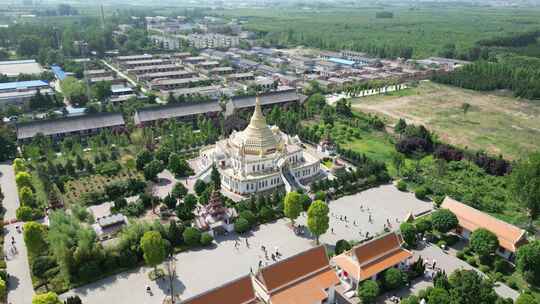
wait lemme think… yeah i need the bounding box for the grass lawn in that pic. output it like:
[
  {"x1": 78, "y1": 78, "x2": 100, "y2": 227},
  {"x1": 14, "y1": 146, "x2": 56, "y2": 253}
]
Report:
[
  {"x1": 340, "y1": 131, "x2": 396, "y2": 165},
  {"x1": 351, "y1": 81, "x2": 540, "y2": 160}
]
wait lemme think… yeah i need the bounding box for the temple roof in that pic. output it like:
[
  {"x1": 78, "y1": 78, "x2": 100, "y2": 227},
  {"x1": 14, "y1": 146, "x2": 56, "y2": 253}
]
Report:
[{"x1": 232, "y1": 96, "x2": 280, "y2": 156}]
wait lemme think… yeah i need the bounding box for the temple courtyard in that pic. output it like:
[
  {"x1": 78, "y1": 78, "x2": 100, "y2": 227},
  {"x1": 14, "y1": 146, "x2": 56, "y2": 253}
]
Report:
[{"x1": 60, "y1": 185, "x2": 432, "y2": 303}]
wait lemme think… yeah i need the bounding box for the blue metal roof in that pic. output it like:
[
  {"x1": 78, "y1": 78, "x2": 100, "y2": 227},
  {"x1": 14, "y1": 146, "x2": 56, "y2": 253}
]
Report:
[
  {"x1": 328, "y1": 57, "x2": 356, "y2": 66},
  {"x1": 51, "y1": 65, "x2": 67, "y2": 81},
  {"x1": 0, "y1": 80, "x2": 49, "y2": 91}
]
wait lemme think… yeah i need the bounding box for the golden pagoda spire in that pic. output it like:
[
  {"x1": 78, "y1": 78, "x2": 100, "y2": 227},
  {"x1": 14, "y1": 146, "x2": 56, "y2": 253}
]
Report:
[{"x1": 249, "y1": 95, "x2": 267, "y2": 129}]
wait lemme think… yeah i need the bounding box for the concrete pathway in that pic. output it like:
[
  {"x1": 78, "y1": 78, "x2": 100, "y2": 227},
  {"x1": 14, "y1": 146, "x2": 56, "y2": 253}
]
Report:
[
  {"x1": 0, "y1": 163, "x2": 20, "y2": 221},
  {"x1": 1, "y1": 163, "x2": 34, "y2": 303},
  {"x1": 413, "y1": 243, "x2": 520, "y2": 301}
]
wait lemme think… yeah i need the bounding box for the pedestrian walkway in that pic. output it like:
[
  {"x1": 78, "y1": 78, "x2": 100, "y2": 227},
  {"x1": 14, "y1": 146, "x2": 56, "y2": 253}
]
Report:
[{"x1": 1, "y1": 163, "x2": 34, "y2": 303}]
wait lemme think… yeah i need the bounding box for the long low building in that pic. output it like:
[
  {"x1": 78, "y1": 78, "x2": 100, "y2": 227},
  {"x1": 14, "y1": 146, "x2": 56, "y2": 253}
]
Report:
[
  {"x1": 115, "y1": 54, "x2": 153, "y2": 63},
  {"x1": 149, "y1": 77, "x2": 206, "y2": 91},
  {"x1": 441, "y1": 197, "x2": 528, "y2": 260},
  {"x1": 232, "y1": 89, "x2": 305, "y2": 112},
  {"x1": 0, "y1": 80, "x2": 52, "y2": 107},
  {"x1": 121, "y1": 59, "x2": 172, "y2": 69},
  {"x1": 163, "y1": 85, "x2": 222, "y2": 99},
  {"x1": 127, "y1": 64, "x2": 183, "y2": 75},
  {"x1": 16, "y1": 112, "x2": 126, "y2": 142},
  {"x1": 136, "y1": 70, "x2": 195, "y2": 83},
  {"x1": 134, "y1": 101, "x2": 222, "y2": 126}
]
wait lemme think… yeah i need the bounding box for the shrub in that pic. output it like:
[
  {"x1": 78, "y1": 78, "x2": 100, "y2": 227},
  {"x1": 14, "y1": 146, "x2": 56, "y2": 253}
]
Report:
[
  {"x1": 182, "y1": 227, "x2": 201, "y2": 247},
  {"x1": 358, "y1": 280, "x2": 379, "y2": 304},
  {"x1": 382, "y1": 268, "x2": 405, "y2": 290},
  {"x1": 16, "y1": 206, "x2": 41, "y2": 221},
  {"x1": 479, "y1": 265, "x2": 490, "y2": 273},
  {"x1": 494, "y1": 258, "x2": 513, "y2": 274},
  {"x1": 516, "y1": 293, "x2": 537, "y2": 304},
  {"x1": 95, "y1": 161, "x2": 121, "y2": 176},
  {"x1": 415, "y1": 218, "x2": 432, "y2": 234},
  {"x1": 396, "y1": 180, "x2": 407, "y2": 191},
  {"x1": 335, "y1": 239, "x2": 352, "y2": 255},
  {"x1": 431, "y1": 209, "x2": 458, "y2": 233},
  {"x1": 456, "y1": 250, "x2": 466, "y2": 260},
  {"x1": 414, "y1": 186, "x2": 428, "y2": 200},
  {"x1": 0, "y1": 278, "x2": 5, "y2": 300},
  {"x1": 466, "y1": 256, "x2": 477, "y2": 267},
  {"x1": 437, "y1": 240, "x2": 447, "y2": 249},
  {"x1": 239, "y1": 210, "x2": 257, "y2": 226},
  {"x1": 516, "y1": 240, "x2": 540, "y2": 286},
  {"x1": 234, "y1": 217, "x2": 250, "y2": 233},
  {"x1": 200, "y1": 233, "x2": 214, "y2": 246},
  {"x1": 258, "y1": 206, "x2": 274, "y2": 223},
  {"x1": 400, "y1": 223, "x2": 417, "y2": 247},
  {"x1": 470, "y1": 228, "x2": 499, "y2": 264}
]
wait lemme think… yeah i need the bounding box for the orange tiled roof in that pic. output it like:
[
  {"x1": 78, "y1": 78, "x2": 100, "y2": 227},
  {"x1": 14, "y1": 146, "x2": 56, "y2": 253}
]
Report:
[
  {"x1": 256, "y1": 246, "x2": 331, "y2": 292},
  {"x1": 360, "y1": 249, "x2": 412, "y2": 279},
  {"x1": 353, "y1": 232, "x2": 404, "y2": 265},
  {"x1": 332, "y1": 254, "x2": 360, "y2": 280},
  {"x1": 332, "y1": 232, "x2": 412, "y2": 281},
  {"x1": 269, "y1": 268, "x2": 339, "y2": 304},
  {"x1": 182, "y1": 275, "x2": 259, "y2": 304},
  {"x1": 441, "y1": 197, "x2": 527, "y2": 252}
]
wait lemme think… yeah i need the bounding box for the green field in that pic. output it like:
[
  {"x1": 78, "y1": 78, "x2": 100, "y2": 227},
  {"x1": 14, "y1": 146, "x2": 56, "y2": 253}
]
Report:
[
  {"x1": 351, "y1": 81, "x2": 540, "y2": 160},
  {"x1": 219, "y1": 6, "x2": 540, "y2": 58}
]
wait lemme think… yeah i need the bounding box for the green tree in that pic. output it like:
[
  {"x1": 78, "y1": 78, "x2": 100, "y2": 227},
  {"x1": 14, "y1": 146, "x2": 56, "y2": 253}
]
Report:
[
  {"x1": 19, "y1": 186, "x2": 36, "y2": 207},
  {"x1": 183, "y1": 227, "x2": 201, "y2": 246},
  {"x1": 284, "y1": 191, "x2": 303, "y2": 225},
  {"x1": 358, "y1": 280, "x2": 379, "y2": 304},
  {"x1": 194, "y1": 180, "x2": 208, "y2": 196},
  {"x1": 391, "y1": 152, "x2": 405, "y2": 176},
  {"x1": 431, "y1": 209, "x2": 458, "y2": 233},
  {"x1": 168, "y1": 153, "x2": 191, "y2": 177},
  {"x1": 335, "y1": 239, "x2": 352, "y2": 255},
  {"x1": 470, "y1": 228, "x2": 499, "y2": 263},
  {"x1": 449, "y1": 269, "x2": 497, "y2": 304},
  {"x1": 394, "y1": 118, "x2": 407, "y2": 135},
  {"x1": 32, "y1": 292, "x2": 62, "y2": 304},
  {"x1": 143, "y1": 160, "x2": 164, "y2": 181},
  {"x1": 234, "y1": 217, "x2": 250, "y2": 233},
  {"x1": 23, "y1": 221, "x2": 48, "y2": 256},
  {"x1": 60, "y1": 77, "x2": 87, "y2": 105},
  {"x1": 16, "y1": 171, "x2": 33, "y2": 188},
  {"x1": 516, "y1": 293, "x2": 538, "y2": 304},
  {"x1": 461, "y1": 102, "x2": 471, "y2": 116},
  {"x1": 0, "y1": 278, "x2": 5, "y2": 300},
  {"x1": 210, "y1": 165, "x2": 221, "y2": 190},
  {"x1": 140, "y1": 231, "x2": 167, "y2": 273},
  {"x1": 382, "y1": 268, "x2": 405, "y2": 290},
  {"x1": 171, "y1": 182, "x2": 188, "y2": 200},
  {"x1": 13, "y1": 158, "x2": 27, "y2": 173},
  {"x1": 428, "y1": 287, "x2": 450, "y2": 304},
  {"x1": 400, "y1": 223, "x2": 417, "y2": 247},
  {"x1": 516, "y1": 240, "x2": 540, "y2": 286},
  {"x1": 91, "y1": 80, "x2": 112, "y2": 101},
  {"x1": 510, "y1": 152, "x2": 540, "y2": 227},
  {"x1": 136, "y1": 150, "x2": 153, "y2": 171},
  {"x1": 307, "y1": 200, "x2": 329, "y2": 245},
  {"x1": 167, "y1": 220, "x2": 183, "y2": 247}
]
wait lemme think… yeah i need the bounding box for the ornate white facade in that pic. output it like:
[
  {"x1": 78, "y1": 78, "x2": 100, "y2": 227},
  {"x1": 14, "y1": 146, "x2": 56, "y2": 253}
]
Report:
[{"x1": 201, "y1": 97, "x2": 321, "y2": 195}]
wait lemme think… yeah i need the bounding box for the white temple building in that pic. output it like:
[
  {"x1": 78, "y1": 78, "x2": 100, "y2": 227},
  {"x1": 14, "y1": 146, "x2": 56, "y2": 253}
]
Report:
[{"x1": 200, "y1": 96, "x2": 321, "y2": 195}]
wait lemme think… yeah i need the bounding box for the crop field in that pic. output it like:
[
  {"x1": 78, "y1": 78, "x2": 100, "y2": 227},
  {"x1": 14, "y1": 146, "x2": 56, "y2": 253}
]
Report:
[{"x1": 351, "y1": 81, "x2": 540, "y2": 160}]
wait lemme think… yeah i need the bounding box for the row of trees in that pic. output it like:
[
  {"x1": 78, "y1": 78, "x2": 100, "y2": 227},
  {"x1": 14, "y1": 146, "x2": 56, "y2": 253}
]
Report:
[{"x1": 432, "y1": 60, "x2": 540, "y2": 99}]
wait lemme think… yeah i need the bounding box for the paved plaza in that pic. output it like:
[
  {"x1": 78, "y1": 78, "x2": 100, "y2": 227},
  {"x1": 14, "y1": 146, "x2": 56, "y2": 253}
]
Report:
[
  {"x1": 60, "y1": 184, "x2": 433, "y2": 303},
  {"x1": 297, "y1": 184, "x2": 434, "y2": 245}
]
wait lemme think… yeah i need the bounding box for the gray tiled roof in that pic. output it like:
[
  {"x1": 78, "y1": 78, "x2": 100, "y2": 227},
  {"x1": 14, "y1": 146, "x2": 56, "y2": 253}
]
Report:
[
  {"x1": 16, "y1": 112, "x2": 125, "y2": 140},
  {"x1": 232, "y1": 90, "x2": 304, "y2": 109},
  {"x1": 134, "y1": 101, "x2": 222, "y2": 124}
]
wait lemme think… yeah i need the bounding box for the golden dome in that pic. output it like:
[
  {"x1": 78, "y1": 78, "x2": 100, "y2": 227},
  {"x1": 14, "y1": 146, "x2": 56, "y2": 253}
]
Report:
[{"x1": 238, "y1": 96, "x2": 279, "y2": 155}]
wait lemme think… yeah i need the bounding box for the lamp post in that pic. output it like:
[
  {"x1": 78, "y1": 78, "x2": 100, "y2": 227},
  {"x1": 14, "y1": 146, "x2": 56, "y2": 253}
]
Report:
[{"x1": 164, "y1": 253, "x2": 177, "y2": 304}]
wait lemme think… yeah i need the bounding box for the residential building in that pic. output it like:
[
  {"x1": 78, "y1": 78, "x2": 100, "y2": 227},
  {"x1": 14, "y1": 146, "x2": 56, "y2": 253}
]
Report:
[
  {"x1": 93, "y1": 213, "x2": 128, "y2": 240},
  {"x1": 227, "y1": 72, "x2": 255, "y2": 82},
  {"x1": 231, "y1": 89, "x2": 305, "y2": 114},
  {"x1": 332, "y1": 232, "x2": 413, "y2": 291},
  {"x1": 136, "y1": 70, "x2": 195, "y2": 83},
  {"x1": 186, "y1": 33, "x2": 240, "y2": 49},
  {"x1": 127, "y1": 64, "x2": 183, "y2": 75},
  {"x1": 252, "y1": 246, "x2": 339, "y2": 304},
  {"x1": 164, "y1": 85, "x2": 222, "y2": 99},
  {"x1": 16, "y1": 112, "x2": 126, "y2": 143},
  {"x1": 121, "y1": 59, "x2": 172, "y2": 69},
  {"x1": 441, "y1": 197, "x2": 528, "y2": 260}
]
